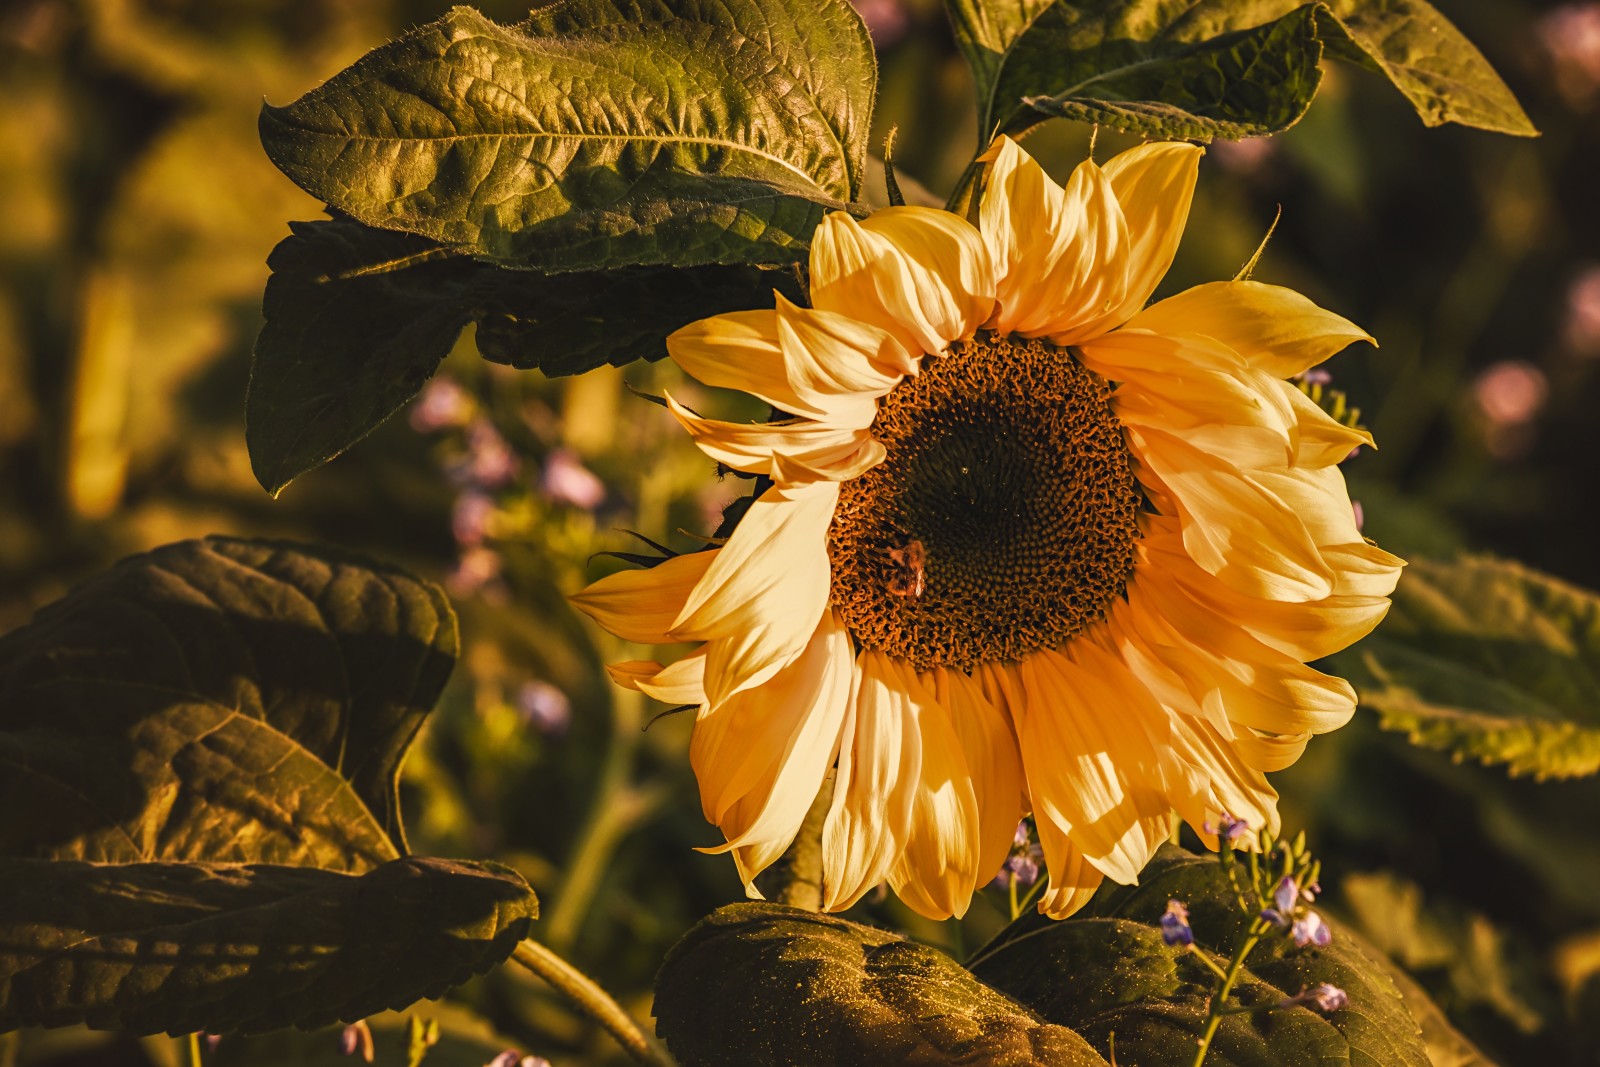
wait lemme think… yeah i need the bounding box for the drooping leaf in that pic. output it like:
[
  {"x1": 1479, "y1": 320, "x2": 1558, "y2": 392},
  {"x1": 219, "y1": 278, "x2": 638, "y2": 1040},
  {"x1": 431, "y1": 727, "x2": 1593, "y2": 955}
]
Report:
[
  {"x1": 259, "y1": 2, "x2": 875, "y2": 272},
  {"x1": 1017, "y1": 4, "x2": 1323, "y2": 142},
  {"x1": 0, "y1": 856, "x2": 537, "y2": 1036},
  {"x1": 654, "y1": 903, "x2": 1109, "y2": 1067},
  {"x1": 961, "y1": 0, "x2": 1534, "y2": 144},
  {"x1": 0, "y1": 537, "x2": 456, "y2": 869},
  {"x1": 970, "y1": 846, "x2": 1434, "y2": 1067},
  {"x1": 247, "y1": 217, "x2": 799, "y2": 495},
  {"x1": 1330, "y1": 554, "x2": 1600, "y2": 780}
]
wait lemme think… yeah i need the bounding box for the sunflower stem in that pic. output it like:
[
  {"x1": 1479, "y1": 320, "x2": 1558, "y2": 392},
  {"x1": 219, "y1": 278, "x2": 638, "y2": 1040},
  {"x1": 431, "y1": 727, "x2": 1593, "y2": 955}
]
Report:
[
  {"x1": 510, "y1": 941, "x2": 675, "y2": 1067},
  {"x1": 754, "y1": 772, "x2": 834, "y2": 910}
]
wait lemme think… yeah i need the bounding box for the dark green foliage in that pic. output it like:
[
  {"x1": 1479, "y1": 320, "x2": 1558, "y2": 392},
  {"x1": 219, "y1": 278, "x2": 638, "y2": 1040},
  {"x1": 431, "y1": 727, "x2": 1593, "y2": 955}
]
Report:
[
  {"x1": 259, "y1": 1, "x2": 875, "y2": 273},
  {"x1": 654, "y1": 903, "x2": 1110, "y2": 1066},
  {"x1": 0, "y1": 537, "x2": 455, "y2": 866},
  {"x1": 0, "y1": 856, "x2": 537, "y2": 1036},
  {"x1": 1331, "y1": 554, "x2": 1600, "y2": 780},
  {"x1": 949, "y1": 0, "x2": 1536, "y2": 143},
  {"x1": 247, "y1": 217, "x2": 800, "y2": 495}
]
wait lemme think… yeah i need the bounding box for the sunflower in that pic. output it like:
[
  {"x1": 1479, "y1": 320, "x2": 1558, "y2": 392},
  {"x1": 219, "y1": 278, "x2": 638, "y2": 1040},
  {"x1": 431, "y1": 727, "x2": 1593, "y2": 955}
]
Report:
[{"x1": 572, "y1": 137, "x2": 1403, "y2": 920}]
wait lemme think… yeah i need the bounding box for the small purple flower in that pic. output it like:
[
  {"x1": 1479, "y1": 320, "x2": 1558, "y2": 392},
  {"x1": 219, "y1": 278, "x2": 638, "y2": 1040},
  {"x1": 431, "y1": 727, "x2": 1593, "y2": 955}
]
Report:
[
  {"x1": 487, "y1": 1053, "x2": 550, "y2": 1067},
  {"x1": 517, "y1": 680, "x2": 571, "y2": 737},
  {"x1": 990, "y1": 820, "x2": 1043, "y2": 888},
  {"x1": 338, "y1": 1021, "x2": 374, "y2": 1062},
  {"x1": 1297, "y1": 366, "x2": 1333, "y2": 386},
  {"x1": 452, "y1": 490, "x2": 496, "y2": 547},
  {"x1": 448, "y1": 420, "x2": 521, "y2": 489},
  {"x1": 1160, "y1": 899, "x2": 1194, "y2": 947},
  {"x1": 540, "y1": 447, "x2": 607, "y2": 510},
  {"x1": 1351, "y1": 499, "x2": 1365, "y2": 532},
  {"x1": 409, "y1": 376, "x2": 474, "y2": 433},
  {"x1": 1281, "y1": 982, "x2": 1348, "y2": 1013},
  {"x1": 203, "y1": 1034, "x2": 223, "y2": 1051},
  {"x1": 1273, "y1": 876, "x2": 1299, "y2": 915},
  {"x1": 1291, "y1": 910, "x2": 1332, "y2": 948},
  {"x1": 447, "y1": 545, "x2": 503, "y2": 597},
  {"x1": 1204, "y1": 812, "x2": 1250, "y2": 846}
]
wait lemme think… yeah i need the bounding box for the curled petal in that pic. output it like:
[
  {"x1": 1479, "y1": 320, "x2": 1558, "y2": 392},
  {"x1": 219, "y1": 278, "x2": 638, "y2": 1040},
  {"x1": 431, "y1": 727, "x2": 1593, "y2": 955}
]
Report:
[
  {"x1": 606, "y1": 651, "x2": 707, "y2": 705},
  {"x1": 570, "y1": 551, "x2": 717, "y2": 645},
  {"x1": 665, "y1": 393, "x2": 886, "y2": 485}
]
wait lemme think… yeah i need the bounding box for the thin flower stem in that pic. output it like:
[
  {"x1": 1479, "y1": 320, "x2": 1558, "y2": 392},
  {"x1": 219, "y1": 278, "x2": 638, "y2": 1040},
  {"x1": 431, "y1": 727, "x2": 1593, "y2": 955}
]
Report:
[
  {"x1": 1190, "y1": 922, "x2": 1268, "y2": 1067},
  {"x1": 1008, "y1": 872, "x2": 1020, "y2": 921},
  {"x1": 186, "y1": 1033, "x2": 202, "y2": 1067},
  {"x1": 510, "y1": 941, "x2": 676, "y2": 1067},
  {"x1": 1185, "y1": 945, "x2": 1230, "y2": 983}
]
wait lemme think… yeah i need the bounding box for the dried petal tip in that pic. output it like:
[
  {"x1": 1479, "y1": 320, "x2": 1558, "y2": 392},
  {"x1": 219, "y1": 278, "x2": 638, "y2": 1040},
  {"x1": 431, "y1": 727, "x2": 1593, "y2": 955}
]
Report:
[{"x1": 1160, "y1": 899, "x2": 1194, "y2": 946}]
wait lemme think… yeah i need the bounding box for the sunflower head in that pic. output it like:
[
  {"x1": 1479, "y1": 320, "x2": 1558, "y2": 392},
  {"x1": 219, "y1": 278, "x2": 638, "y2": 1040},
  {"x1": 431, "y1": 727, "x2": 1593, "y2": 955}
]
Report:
[{"x1": 572, "y1": 136, "x2": 1402, "y2": 921}]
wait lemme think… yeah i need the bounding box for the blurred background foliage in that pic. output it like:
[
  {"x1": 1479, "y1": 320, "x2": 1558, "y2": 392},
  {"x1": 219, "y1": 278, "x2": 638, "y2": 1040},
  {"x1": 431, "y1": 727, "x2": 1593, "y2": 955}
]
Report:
[{"x1": 3, "y1": 0, "x2": 1600, "y2": 1064}]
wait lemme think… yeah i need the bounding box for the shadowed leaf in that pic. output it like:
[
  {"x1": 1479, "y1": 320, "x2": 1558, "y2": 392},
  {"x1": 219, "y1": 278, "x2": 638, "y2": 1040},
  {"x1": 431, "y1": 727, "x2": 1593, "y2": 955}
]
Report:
[
  {"x1": 1331, "y1": 554, "x2": 1600, "y2": 780},
  {"x1": 654, "y1": 903, "x2": 1108, "y2": 1067},
  {"x1": 0, "y1": 537, "x2": 455, "y2": 868},
  {"x1": 259, "y1": 1, "x2": 875, "y2": 272},
  {"x1": 247, "y1": 217, "x2": 798, "y2": 495},
  {"x1": 0, "y1": 856, "x2": 537, "y2": 1036}
]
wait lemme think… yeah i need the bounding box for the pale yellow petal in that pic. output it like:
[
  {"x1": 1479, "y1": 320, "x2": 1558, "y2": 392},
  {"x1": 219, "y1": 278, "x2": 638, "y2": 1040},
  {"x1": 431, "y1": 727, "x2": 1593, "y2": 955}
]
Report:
[
  {"x1": 1282, "y1": 383, "x2": 1374, "y2": 467},
  {"x1": 570, "y1": 550, "x2": 717, "y2": 644},
  {"x1": 1100, "y1": 141, "x2": 1203, "y2": 323},
  {"x1": 692, "y1": 612, "x2": 855, "y2": 892},
  {"x1": 885, "y1": 663, "x2": 982, "y2": 920},
  {"x1": 810, "y1": 206, "x2": 995, "y2": 357},
  {"x1": 926, "y1": 666, "x2": 1026, "y2": 895},
  {"x1": 605, "y1": 651, "x2": 707, "y2": 705},
  {"x1": 1126, "y1": 280, "x2": 1373, "y2": 379},
  {"x1": 664, "y1": 393, "x2": 885, "y2": 485},
  {"x1": 981, "y1": 137, "x2": 1132, "y2": 342},
  {"x1": 1028, "y1": 825, "x2": 1105, "y2": 919},
  {"x1": 821, "y1": 651, "x2": 921, "y2": 912},
  {"x1": 674, "y1": 481, "x2": 839, "y2": 704}
]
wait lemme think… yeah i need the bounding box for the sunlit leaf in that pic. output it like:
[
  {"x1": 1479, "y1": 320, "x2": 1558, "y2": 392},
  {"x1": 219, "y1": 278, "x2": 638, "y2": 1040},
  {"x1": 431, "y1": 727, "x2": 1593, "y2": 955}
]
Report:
[
  {"x1": 1331, "y1": 555, "x2": 1600, "y2": 780},
  {"x1": 959, "y1": 0, "x2": 1534, "y2": 144},
  {"x1": 970, "y1": 847, "x2": 1434, "y2": 1067},
  {"x1": 654, "y1": 904, "x2": 1109, "y2": 1067},
  {"x1": 259, "y1": 1, "x2": 875, "y2": 272},
  {"x1": 0, "y1": 856, "x2": 536, "y2": 1036},
  {"x1": 0, "y1": 537, "x2": 456, "y2": 868},
  {"x1": 247, "y1": 217, "x2": 796, "y2": 495}
]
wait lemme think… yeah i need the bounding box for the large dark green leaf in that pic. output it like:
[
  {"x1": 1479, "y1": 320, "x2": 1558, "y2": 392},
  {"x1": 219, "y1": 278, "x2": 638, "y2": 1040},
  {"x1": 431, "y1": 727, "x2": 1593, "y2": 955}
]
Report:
[
  {"x1": 1330, "y1": 554, "x2": 1600, "y2": 781},
  {"x1": 0, "y1": 856, "x2": 537, "y2": 1036},
  {"x1": 247, "y1": 217, "x2": 799, "y2": 496},
  {"x1": 260, "y1": 2, "x2": 875, "y2": 272},
  {"x1": 0, "y1": 538, "x2": 455, "y2": 869},
  {"x1": 654, "y1": 904, "x2": 1109, "y2": 1067},
  {"x1": 962, "y1": 0, "x2": 1534, "y2": 144},
  {"x1": 970, "y1": 847, "x2": 1433, "y2": 1067}
]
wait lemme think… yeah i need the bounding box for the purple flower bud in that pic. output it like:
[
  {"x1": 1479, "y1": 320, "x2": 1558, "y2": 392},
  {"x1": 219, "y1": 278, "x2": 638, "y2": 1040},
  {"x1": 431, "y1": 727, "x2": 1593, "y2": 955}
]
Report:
[
  {"x1": 1204, "y1": 812, "x2": 1250, "y2": 845},
  {"x1": 486, "y1": 1053, "x2": 522, "y2": 1067},
  {"x1": 520, "y1": 1058, "x2": 553, "y2": 1067},
  {"x1": 1007, "y1": 851, "x2": 1040, "y2": 887},
  {"x1": 1273, "y1": 876, "x2": 1299, "y2": 915},
  {"x1": 1160, "y1": 899, "x2": 1194, "y2": 947},
  {"x1": 1351, "y1": 499, "x2": 1365, "y2": 531},
  {"x1": 338, "y1": 1021, "x2": 374, "y2": 1062},
  {"x1": 203, "y1": 1034, "x2": 223, "y2": 1051},
  {"x1": 447, "y1": 545, "x2": 503, "y2": 597},
  {"x1": 409, "y1": 377, "x2": 474, "y2": 433},
  {"x1": 453, "y1": 490, "x2": 496, "y2": 546},
  {"x1": 1308, "y1": 982, "x2": 1347, "y2": 1011},
  {"x1": 1291, "y1": 910, "x2": 1332, "y2": 948},
  {"x1": 1260, "y1": 907, "x2": 1286, "y2": 929},
  {"x1": 540, "y1": 447, "x2": 607, "y2": 510},
  {"x1": 448, "y1": 420, "x2": 521, "y2": 489},
  {"x1": 517, "y1": 680, "x2": 571, "y2": 736},
  {"x1": 1298, "y1": 367, "x2": 1333, "y2": 386},
  {"x1": 989, "y1": 819, "x2": 1043, "y2": 888}
]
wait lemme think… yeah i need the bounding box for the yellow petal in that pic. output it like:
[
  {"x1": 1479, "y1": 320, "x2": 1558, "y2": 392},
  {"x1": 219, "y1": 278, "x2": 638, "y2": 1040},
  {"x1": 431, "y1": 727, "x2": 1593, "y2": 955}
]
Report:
[
  {"x1": 1027, "y1": 826, "x2": 1105, "y2": 919},
  {"x1": 1282, "y1": 383, "x2": 1374, "y2": 467},
  {"x1": 1126, "y1": 280, "x2": 1373, "y2": 379},
  {"x1": 692, "y1": 611, "x2": 855, "y2": 889},
  {"x1": 674, "y1": 481, "x2": 839, "y2": 704},
  {"x1": 1011, "y1": 646, "x2": 1171, "y2": 884},
  {"x1": 981, "y1": 136, "x2": 1131, "y2": 342},
  {"x1": 667, "y1": 300, "x2": 901, "y2": 426},
  {"x1": 1100, "y1": 141, "x2": 1204, "y2": 324},
  {"x1": 821, "y1": 650, "x2": 921, "y2": 912},
  {"x1": 810, "y1": 206, "x2": 995, "y2": 357},
  {"x1": 664, "y1": 393, "x2": 886, "y2": 485},
  {"x1": 885, "y1": 664, "x2": 982, "y2": 920},
  {"x1": 569, "y1": 550, "x2": 717, "y2": 644},
  {"x1": 925, "y1": 666, "x2": 1025, "y2": 897},
  {"x1": 605, "y1": 651, "x2": 707, "y2": 705}
]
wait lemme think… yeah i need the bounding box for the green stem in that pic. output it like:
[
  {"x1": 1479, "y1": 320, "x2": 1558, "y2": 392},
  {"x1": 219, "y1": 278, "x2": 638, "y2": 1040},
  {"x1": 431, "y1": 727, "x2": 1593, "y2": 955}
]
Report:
[
  {"x1": 187, "y1": 1033, "x2": 202, "y2": 1067},
  {"x1": 944, "y1": 158, "x2": 985, "y2": 219},
  {"x1": 1190, "y1": 922, "x2": 1267, "y2": 1067},
  {"x1": 511, "y1": 941, "x2": 676, "y2": 1067},
  {"x1": 753, "y1": 773, "x2": 834, "y2": 909},
  {"x1": 1008, "y1": 872, "x2": 1020, "y2": 920}
]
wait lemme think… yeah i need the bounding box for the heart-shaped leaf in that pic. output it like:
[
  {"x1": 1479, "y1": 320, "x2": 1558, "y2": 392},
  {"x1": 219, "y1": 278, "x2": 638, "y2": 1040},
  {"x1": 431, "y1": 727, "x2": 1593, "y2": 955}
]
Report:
[
  {"x1": 654, "y1": 903, "x2": 1109, "y2": 1066},
  {"x1": 247, "y1": 217, "x2": 800, "y2": 495},
  {"x1": 1330, "y1": 554, "x2": 1600, "y2": 780},
  {"x1": 260, "y1": 1, "x2": 875, "y2": 272},
  {"x1": 0, "y1": 856, "x2": 537, "y2": 1036},
  {"x1": 971, "y1": 846, "x2": 1433, "y2": 1067},
  {"x1": 0, "y1": 537, "x2": 455, "y2": 868},
  {"x1": 958, "y1": 0, "x2": 1534, "y2": 144}
]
